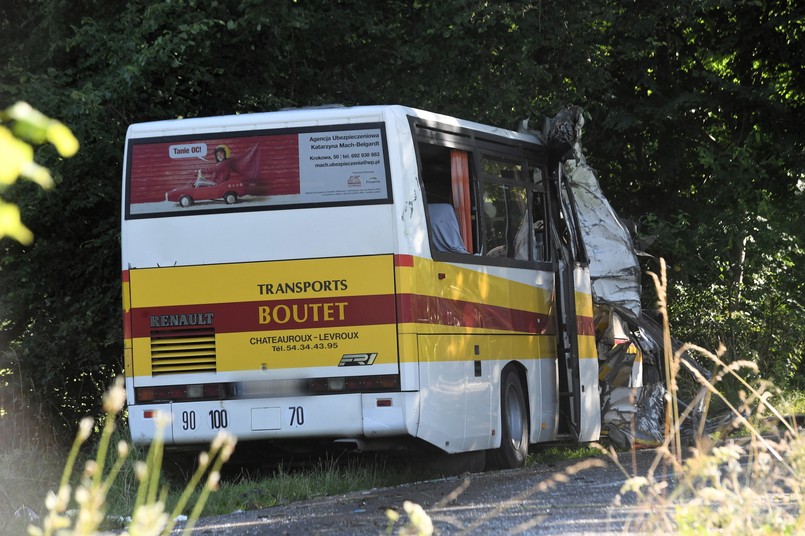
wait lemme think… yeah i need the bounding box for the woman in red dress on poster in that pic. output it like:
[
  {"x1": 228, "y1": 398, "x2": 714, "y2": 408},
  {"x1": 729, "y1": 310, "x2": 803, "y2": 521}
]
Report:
[{"x1": 194, "y1": 145, "x2": 232, "y2": 187}]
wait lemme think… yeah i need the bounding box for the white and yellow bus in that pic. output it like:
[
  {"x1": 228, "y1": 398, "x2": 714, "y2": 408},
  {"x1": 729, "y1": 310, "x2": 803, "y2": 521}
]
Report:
[{"x1": 121, "y1": 105, "x2": 601, "y2": 468}]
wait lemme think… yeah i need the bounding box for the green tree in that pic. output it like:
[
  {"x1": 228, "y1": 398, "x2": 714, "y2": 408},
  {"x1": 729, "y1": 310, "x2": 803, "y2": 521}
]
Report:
[
  {"x1": 579, "y1": 0, "x2": 804, "y2": 383},
  {"x1": 0, "y1": 102, "x2": 77, "y2": 242}
]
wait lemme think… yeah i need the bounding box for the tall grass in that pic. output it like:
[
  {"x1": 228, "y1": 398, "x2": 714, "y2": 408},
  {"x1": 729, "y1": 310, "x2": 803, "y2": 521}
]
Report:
[
  {"x1": 20, "y1": 377, "x2": 237, "y2": 536},
  {"x1": 0, "y1": 449, "x2": 63, "y2": 536},
  {"x1": 611, "y1": 259, "x2": 805, "y2": 533},
  {"x1": 0, "y1": 361, "x2": 65, "y2": 536},
  {"x1": 3, "y1": 383, "x2": 442, "y2": 535}
]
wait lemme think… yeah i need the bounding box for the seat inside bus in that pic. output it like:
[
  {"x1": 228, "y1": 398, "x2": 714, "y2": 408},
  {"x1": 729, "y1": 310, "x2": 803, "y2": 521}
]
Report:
[{"x1": 428, "y1": 203, "x2": 468, "y2": 254}]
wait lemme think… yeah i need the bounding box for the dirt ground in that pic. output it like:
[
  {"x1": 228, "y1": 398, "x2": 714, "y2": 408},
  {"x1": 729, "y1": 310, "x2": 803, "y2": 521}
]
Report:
[{"x1": 176, "y1": 448, "x2": 663, "y2": 535}]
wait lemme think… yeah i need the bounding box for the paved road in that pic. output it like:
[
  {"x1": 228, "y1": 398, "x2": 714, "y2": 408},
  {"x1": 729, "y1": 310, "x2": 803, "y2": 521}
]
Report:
[{"x1": 176, "y1": 448, "x2": 666, "y2": 535}]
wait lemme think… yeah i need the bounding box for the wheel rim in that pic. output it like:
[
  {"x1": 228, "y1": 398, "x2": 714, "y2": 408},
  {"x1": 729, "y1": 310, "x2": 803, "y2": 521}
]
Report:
[{"x1": 505, "y1": 383, "x2": 524, "y2": 448}]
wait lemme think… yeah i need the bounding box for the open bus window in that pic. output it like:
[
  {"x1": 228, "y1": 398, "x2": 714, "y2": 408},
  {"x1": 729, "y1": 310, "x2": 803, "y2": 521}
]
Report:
[
  {"x1": 532, "y1": 195, "x2": 546, "y2": 261},
  {"x1": 428, "y1": 203, "x2": 469, "y2": 253},
  {"x1": 418, "y1": 143, "x2": 477, "y2": 254}
]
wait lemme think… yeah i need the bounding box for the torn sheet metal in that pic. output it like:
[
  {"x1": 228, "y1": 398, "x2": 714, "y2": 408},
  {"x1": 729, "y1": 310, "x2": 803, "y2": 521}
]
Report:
[
  {"x1": 596, "y1": 305, "x2": 664, "y2": 449},
  {"x1": 544, "y1": 107, "x2": 642, "y2": 318},
  {"x1": 595, "y1": 304, "x2": 711, "y2": 448},
  {"x1": 602, "y1": 384, "x2": 665, "y2": 449},
  {"x1": 524, "y1": 106, "x2": 713, "y2": 447}
]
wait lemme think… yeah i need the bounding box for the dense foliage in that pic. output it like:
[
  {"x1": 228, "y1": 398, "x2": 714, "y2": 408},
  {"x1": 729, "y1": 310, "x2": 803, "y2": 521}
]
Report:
[{"x1": 0, "y1": 0, "x2": 802, "y2": 435}]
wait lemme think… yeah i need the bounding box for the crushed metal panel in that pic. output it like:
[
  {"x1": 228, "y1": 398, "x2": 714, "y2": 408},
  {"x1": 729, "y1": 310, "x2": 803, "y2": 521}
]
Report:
[
  {"x1": 522, "y1": 106, "x2": 714, "y2": 448},
  {"x1": 596, "y1": 306, "x2": 665, "y2": 449},
  {"x1": 544, "y1": 107, "x2": 642, "y2": 317},
  {"x1": 563, "y1": 159, "x2": 642, "y2": 317},
  {"x1": 602, "y1": 384, "x2": 665, "y2": 449}
]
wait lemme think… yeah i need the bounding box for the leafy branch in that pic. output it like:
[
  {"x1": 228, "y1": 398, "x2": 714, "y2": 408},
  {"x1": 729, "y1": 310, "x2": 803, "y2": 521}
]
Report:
[{"x1": 0, "y1": 101, "x2": 79, "y2": 244}]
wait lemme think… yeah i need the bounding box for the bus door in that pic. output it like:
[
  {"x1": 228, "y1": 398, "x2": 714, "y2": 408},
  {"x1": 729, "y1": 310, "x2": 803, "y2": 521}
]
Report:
[{"x1": 551, "y1": 163, "x2": 595, "y2": 441}]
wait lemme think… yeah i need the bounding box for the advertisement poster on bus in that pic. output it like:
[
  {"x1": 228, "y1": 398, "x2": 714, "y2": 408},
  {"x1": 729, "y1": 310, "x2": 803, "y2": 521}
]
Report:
[{"x1": 126, "y1": 124, "x2": 390, "y2": 217}]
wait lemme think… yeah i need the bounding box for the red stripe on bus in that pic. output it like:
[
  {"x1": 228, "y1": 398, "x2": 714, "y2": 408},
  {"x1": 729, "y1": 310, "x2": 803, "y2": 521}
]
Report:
[
  {"x1": 129, "y1": 293, "x2": 592, "y2": 339},
  {"x1": 122, "y1": 310, "x2": 131, "y2": 340},
  {"x1": 396, "y1": 293, "x2": 555, "y2": 334},
  {"x1": 578, "y1": 315, "x2": 595, "y2": 336},
  {"x1": 394, "y1": 254, "x2": 414, "y2": 267},
  {"x1": 122, "y1": 270, "x2": 130, "y2": 283},
  {"x1": 130, "y1": 294, "x2": 396, "y2": 338}
]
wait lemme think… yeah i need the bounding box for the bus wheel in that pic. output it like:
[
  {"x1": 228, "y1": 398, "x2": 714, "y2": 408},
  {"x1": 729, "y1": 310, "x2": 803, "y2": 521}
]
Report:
[
  {"x1": 488, "y1": 369, "x2": 529, "y2": 469},
  {"x1": 179, "y1": 195, "x2": 193, "y2": 208},
  {"x1": 224, "y1": 192, "x2": 238, "y2": 205}
]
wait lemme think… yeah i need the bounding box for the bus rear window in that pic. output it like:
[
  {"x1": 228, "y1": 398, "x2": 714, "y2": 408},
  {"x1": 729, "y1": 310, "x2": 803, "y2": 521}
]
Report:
[{"x1": 125, "y1": 123, "x2": 391, "y2": 218}]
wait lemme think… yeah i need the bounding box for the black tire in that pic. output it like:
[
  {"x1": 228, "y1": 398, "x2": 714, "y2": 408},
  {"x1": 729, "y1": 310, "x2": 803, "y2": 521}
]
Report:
[
  {"x1": 179, "y1": 195, "x2": 193, "y2": 207},
  {"x1": 224, "y1": 192, "x2": 238, "y2": 205},
  {"x1": 487, "y1": 369, "x2": 529, "y2": 469}
]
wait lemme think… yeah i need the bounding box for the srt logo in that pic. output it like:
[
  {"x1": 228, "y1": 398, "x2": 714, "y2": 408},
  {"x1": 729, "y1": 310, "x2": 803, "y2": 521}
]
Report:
[{"x1": 338, "y1": 353, "x2": 378, "y2": 366}]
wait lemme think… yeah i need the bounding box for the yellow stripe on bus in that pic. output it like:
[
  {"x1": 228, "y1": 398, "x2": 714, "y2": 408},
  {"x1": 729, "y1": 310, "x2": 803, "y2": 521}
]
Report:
[
  {"x1": 578, "y1": 334, "x2": 597, "y2": 359},
  {"x1": 131, "y1": 323, "x2": 398, "y2": 374},
  {"x1": 397, "y1": 322, "x2": 547, "y2": 336},
  {"x1": 417, "y1": 333, "x2": 557, "y2": 363},
  {"x1": 395, "y1": 258, "x2": 554, "y2": 315},
  {"x1": 130, "y1": 255, "x2": 394, "y2": 308},
  {"x1": 218, "y1": 325, "x2": 397, "y2": 370},
  {"x1": 122, "y1": 280, "x2": 131, "y2": 312},
  {"x1": 575, "y1": 291, "x2": 594, "y2": 318}
]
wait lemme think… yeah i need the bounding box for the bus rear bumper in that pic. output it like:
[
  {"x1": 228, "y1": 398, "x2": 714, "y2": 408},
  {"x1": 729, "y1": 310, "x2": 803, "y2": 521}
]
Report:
[{"x1": 128, "y1": 391, "x2": 419, "y2": 446}]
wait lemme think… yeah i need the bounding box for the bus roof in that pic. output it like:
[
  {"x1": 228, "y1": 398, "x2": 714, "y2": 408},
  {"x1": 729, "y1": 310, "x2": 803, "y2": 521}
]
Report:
[{"x1": 125, "y1": 105, "x2": 544, "y2": 147}]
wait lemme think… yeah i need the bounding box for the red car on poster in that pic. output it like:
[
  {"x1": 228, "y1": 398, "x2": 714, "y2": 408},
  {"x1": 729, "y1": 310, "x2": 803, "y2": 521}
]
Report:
[
  {"x1": 165, "y1": 180, "x2": 249, "y2": 207},
  {"x1": 164, "y1": 144, "x2": 258, "y2": 207}
]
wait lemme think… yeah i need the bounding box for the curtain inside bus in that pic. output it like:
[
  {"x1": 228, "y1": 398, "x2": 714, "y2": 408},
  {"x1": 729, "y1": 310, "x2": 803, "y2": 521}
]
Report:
[{"x1": 450, "y1": 150, "x2": 474, "y2": 254}]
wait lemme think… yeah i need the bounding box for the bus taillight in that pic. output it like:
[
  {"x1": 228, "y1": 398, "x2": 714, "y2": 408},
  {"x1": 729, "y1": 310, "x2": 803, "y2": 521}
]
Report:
[
  {"x1": 309, "y1": 375, "x2": 399, "y2": 394},
  {"x1": 135, "y1": 383, "x2": 226, "y2": 403}
]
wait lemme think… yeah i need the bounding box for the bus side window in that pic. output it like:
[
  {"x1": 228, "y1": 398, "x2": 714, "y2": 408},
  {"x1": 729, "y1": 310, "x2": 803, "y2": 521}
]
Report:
[
  {"x1": 532, "y1": 168, "x2": 547, "y2": 262},
  {"x1": 418, "y1": 143, "x2": 476, "y2": 254},
  {"x1": 479, "y1": 156, "x2": 532, "y2": 260},
  {"x1": 532, "y1": 197, "x2": 546, "y2": 261},
  {"x1": 483, "y1": 183, "x2": 529, "y2": 259}
]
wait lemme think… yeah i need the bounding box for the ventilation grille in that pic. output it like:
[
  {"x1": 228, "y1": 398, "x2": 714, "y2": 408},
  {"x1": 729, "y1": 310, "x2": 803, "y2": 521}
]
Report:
[{"x1": 150, "y1": 326, "x2": 216, "y2": 375}]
